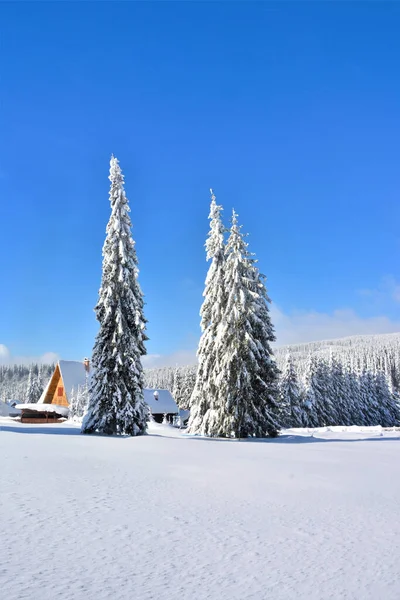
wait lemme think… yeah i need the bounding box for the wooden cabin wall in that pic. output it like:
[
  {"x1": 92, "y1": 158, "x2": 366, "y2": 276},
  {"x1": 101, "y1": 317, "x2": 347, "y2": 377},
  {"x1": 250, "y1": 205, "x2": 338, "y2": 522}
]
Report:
[{"x1": 43, "y1": 365, "x2": 69, "y2": 407}]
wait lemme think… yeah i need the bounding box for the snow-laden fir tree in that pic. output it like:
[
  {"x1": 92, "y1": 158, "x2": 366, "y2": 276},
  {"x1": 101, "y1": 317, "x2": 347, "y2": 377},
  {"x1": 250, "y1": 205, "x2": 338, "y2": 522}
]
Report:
[
  {"x1": 191, "y1": 210, "x2": 280, "y2": 438},
  {"x1": 25, "y1": 366, "x2": 42, "y2": 404},
  {"x1": 69, "y1": 387, "x2": 77, "y2": 420},
  {"x1": 25, "y1": 367, "x2": 35, "y2": 403},
  {"x1": 69, "y1": 384, "x2": 89, "y2": 422},
  {"x1": 305, "y1": 356, "x2": 337, "y2": 427},
  {"x1": 279, "y1": 351, "x2": 305, "y2": 428},
  {"x1": 181, "y1": 368, "x2": 196, "y2": 408},
  {"x1": 187, "y1": 190, "x2": 227, "y2": 434},
  {"x1": 36, "y1": 369, "x2": 44, "y2": 400},
  {"x1": 373, "y1": 372, "x2": 399, "y2": 427},
  {"x1": 216, "y1": 210, "x2": 280, "y2": 437},
  {"x1": 172, "y1": 368, "x2": 184, "y2": 408},
  {"x1": 359, "y1": 371, "x2": 380, "y2": 426},
  {"x1": 344, "y1": 356, "x2": 364, "y2": 425},
  {"x1": 328, "y1": 354, "x2": 351, "y2": 426},
  {"x1": 82, "y1": 156, "x2": 149, "y2": 436}
]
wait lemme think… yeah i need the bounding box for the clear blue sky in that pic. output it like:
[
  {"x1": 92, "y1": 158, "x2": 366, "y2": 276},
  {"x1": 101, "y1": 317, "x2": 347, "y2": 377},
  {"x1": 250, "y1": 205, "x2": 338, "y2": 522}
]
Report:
[{"x1": 1, "y1": 1, "x2": 400, "y2": 365}]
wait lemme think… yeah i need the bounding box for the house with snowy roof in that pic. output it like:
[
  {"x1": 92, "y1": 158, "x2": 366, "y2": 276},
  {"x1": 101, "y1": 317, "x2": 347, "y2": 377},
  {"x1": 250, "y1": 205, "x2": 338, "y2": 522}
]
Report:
[{"x1": 16, "y1": 360, "x2": 179, "y2": 424}]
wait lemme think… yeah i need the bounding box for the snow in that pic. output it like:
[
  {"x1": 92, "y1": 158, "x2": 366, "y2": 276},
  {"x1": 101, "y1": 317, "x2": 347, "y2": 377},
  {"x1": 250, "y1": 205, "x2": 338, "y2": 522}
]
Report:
[
  {"x1": 0, "y1": 401, "x2": 14, "y2": 417},
  {"x1": 15, "y1": 403, "x2": 69, "y2": 416},
  {"x1": 1, "y1": 421, "x2": 399, "y2": 600}
]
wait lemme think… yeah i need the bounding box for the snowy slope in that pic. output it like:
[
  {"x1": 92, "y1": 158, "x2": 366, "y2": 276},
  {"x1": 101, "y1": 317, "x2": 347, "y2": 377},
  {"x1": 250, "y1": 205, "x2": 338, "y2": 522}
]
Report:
[
  {"x1": 0, "y1": 401, "x2": 19, "y2": 417},
  {"x1": 0, "y1": 420, "x2": 399, "y2": 600},
  {"x1": 274, "y1": 331, "x2": 400, "y2": 379},
  {"x1": 0, "y1": 401, "x2": 11, "y2": 416}
]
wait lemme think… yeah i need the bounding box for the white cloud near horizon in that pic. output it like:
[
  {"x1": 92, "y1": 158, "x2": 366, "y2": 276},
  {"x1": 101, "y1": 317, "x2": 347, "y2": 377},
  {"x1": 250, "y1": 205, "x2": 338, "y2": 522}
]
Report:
[
  {"x1": 0, "y1": 345, "x2": 59, "y2": 366},
  {"x1": 142, "y1": 349, "x2": 197, "y2": 369},
  {"x1": 3, "y1": 287, "x2": 400, "y2": 369},
  {"x1": 141, "y1": 304, "x2": 400, "y2": 368},
  {"x1": 270, "y1": 305, "x2": 400, "y2": 346},
  {"x1": 358, "y1": 275, "x2": 400, "y2": 305}
]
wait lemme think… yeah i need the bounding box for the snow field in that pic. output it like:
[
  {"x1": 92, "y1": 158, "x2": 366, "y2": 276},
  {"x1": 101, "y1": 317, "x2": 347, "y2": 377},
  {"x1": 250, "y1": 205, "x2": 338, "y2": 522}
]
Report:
[{"x1": 1, "y1": 420, "x2": 400, "y2": 600}]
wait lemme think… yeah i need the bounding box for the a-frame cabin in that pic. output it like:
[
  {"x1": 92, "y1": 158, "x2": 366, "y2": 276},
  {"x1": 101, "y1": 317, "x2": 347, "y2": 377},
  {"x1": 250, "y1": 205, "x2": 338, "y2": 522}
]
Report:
[
  {"x1": 41, "y1": 359, "x2": 90, "y2": 408},
  {"x1": 41, "y1": 363, "x2": 69, "y2": 408},
  {"x1": 17, "y1": 359, "x2": 90, "y2": 423}
]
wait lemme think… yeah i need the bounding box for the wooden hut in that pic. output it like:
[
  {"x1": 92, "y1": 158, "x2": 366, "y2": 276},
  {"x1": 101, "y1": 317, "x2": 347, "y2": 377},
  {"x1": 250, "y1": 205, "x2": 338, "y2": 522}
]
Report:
[{"x1": 17, "y1": 359, "x2": 89, "y2": 423}]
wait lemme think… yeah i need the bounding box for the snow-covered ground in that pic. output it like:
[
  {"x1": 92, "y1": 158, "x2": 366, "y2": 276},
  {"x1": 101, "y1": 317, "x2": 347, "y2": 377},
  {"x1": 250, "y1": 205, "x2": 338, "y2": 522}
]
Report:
[{"x1": 1, "y1": 419, "x2": 399, "y2": 600}]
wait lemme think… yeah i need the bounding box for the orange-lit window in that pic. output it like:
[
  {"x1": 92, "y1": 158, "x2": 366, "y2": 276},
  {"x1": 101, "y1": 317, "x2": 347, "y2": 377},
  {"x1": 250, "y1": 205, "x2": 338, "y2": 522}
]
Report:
[{"x1": 58, "y1": 387, "x2": 63, "y2": 397}]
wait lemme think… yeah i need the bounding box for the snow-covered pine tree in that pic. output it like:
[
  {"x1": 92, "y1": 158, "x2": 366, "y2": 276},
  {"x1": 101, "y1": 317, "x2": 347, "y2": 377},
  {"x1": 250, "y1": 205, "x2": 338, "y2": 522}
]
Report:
[
  {"x1": 373, "y1": 372, "x2": 399, "y2": 427},
  {"x1": 76, "y1": 384, "x2": 89, "y2": 420},
  {"x1": 82, "y1": 156, "x2": 149, "y2": 436},
  {"x1": 172, "y1": 368, "x2": 184, "y2": 408},
  {"x1": 25, "y1": 366, "x2": 42, "y2": 404},
  {"x1": 187, "y1": 190, "x2": 227, "y2": 434},
  {"x1": 35, "y1": 367, "x2": 44, "y2": 402},
  {"x1": 182, "y1": 368, "x2": 196, "y2": 408},
  {"x1": 329, "y1": 354, "x2": 351, "y2": 426},
  {"x1": 305, "y1": 356, "x2": 337, "y2": 427},
  {"x1": 280, "y1": 351, "x2": 305, "y2": 428},
  {"x1": 198, "y1": 210, "x2": 280, "y2": 438},
  {"x1": 359, "y1": 370, "x2": 380, "y2": 426},
  {"x1": 25, "y1": 367, "x2": 35, "y2": 403},
  {"x1": 69, "y1": 387, "x2": 77, "y2": 420},
  {"x1": 344, "y1": 356, "x2": 363, "y2": 425}
]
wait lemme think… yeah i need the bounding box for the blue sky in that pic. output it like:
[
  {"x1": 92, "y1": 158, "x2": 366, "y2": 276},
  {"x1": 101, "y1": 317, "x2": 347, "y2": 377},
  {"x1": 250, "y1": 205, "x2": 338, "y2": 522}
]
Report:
[{"x1": 1, "y1": 1, "x2": 400, "y2": 366}]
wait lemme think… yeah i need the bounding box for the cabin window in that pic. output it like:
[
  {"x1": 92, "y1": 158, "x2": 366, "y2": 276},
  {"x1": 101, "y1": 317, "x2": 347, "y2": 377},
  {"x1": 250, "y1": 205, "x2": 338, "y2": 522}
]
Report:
[{"x1": 57, "y1": 387, "x2": 63, "y2": 397}]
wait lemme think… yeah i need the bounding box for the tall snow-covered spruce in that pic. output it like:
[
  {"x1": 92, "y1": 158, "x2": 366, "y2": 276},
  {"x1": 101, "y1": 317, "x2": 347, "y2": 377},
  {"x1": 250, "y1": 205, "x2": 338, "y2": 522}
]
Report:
[
  {"x1": 214, "y1": 210, "x2": 280, "y2": 437},
  {"x1": 187, "y1": 190, "x2": 226, "y2": 434},
  {"x1": 82, "y1": 156, "x2": 149, "y2": 436},
  {"x1": 188, "y1": 202, "x2": 280, "y2": 438}
]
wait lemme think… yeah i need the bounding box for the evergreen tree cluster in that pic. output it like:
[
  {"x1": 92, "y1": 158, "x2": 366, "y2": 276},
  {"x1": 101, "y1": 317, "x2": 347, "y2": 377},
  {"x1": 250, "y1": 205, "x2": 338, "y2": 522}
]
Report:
[
  {"x1": 274, "y1": 332, "x2": 400, "y2": 390},
  {"x1": 69, "y1": 384, "x2": 89, "y2": 421},
  {"x1": 142, "y1": 335, "x2": 400, "y2": 429},
  {"x1": 279, "y1": 352, "x2": 400, "y2": 428},
  {"x1": 0, "y1": 363, "x2": 53, "y2": 404},
  {"x1": 187, "y1": 191, "x2": 280, "y2": 438},
  {"x1": 25, "y1": 366, "x2": 44, "y2": 404}
]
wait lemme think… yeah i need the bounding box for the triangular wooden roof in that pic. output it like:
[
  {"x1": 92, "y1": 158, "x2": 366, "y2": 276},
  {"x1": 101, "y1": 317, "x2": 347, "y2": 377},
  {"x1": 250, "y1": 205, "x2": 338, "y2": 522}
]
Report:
[{"x1": 38, "y1": 360, "x2": 89, "y2": 407}]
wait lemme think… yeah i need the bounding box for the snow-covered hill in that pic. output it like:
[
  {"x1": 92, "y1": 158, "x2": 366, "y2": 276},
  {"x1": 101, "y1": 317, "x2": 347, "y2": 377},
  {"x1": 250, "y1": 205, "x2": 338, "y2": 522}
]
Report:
[
  {"x1": 0, "y1": 420, "x2": 399, "y2": 600},
  {"x1": 274, "y1": 330, "x2": 400, "y2": 380}
]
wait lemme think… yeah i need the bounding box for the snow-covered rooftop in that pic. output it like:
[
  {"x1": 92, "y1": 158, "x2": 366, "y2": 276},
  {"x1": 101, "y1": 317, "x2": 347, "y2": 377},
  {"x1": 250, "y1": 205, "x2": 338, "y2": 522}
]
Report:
[
  {"x1": 144, "y1": 389, "x2": 178, "y2": 414},
  {"x1": 15, "y1": 403, "x2": 69, "y2": 417}
]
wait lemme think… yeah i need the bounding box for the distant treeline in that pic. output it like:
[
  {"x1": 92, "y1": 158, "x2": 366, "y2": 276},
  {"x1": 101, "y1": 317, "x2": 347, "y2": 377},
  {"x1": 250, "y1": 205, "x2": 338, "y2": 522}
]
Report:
[
  {"x1": 0, "y1": 363, "x2": 54, "y2": 404},
  {"x1": 2, "y1": 332, "x2": 400, "y2": 428}
]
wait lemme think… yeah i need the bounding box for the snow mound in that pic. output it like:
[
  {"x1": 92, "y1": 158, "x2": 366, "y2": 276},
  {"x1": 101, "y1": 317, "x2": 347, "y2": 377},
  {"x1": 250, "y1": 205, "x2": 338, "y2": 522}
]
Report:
[{"x1": 0, "y1": 401, "x2": 14, "y2": 417}]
